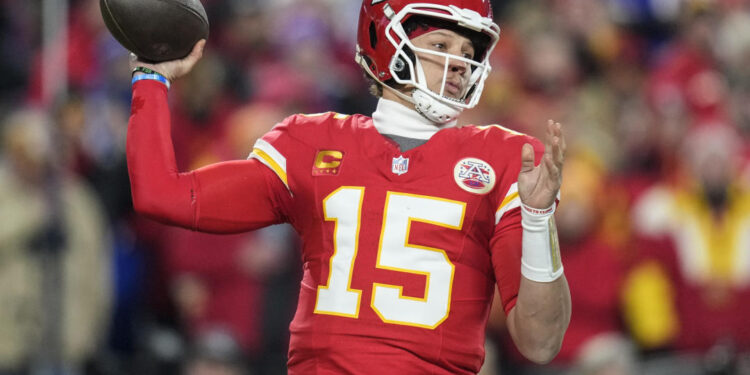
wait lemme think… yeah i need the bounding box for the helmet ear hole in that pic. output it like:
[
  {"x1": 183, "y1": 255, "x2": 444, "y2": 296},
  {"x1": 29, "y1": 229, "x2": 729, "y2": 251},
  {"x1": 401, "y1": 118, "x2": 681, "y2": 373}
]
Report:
[
  {"x1": 369, "y1": 22, "x2": 378, "y2": 49},
  {"x1": 393, "y1": 46, "x2": 416, "y2": 81},
  {"x1": 392, "y1": 58, "x2": 406, "y2": 72}
]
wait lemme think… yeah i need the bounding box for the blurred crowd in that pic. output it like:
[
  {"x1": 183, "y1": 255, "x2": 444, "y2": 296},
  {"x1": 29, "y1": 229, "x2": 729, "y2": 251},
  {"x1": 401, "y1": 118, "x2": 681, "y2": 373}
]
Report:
[{"x1": 0, "y1": 0, "x2": 749, "y2": 374}]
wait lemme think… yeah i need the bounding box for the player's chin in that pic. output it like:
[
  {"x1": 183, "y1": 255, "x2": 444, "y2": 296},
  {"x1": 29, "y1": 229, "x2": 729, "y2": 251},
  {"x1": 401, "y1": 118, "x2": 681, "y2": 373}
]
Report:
[
  {"x1": 446, "y1": 92, "x2": 463, "y2": 100},
  {"x1": 442, "y1": 91, "x2": 464, "y2": 102},
  {"x1": 443, "y1": 84, "x2": 465, "y2": 100},
  {"x1": 425, "y1": 87, "x2": 458, "y2": 100}
]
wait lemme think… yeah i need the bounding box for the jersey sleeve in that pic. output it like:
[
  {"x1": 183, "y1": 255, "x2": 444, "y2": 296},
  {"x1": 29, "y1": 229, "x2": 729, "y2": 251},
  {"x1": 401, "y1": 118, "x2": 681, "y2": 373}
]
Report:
[
  {"x1": 127, "y1": 80, "x2": 289, "y2": 233},
  {"x1": 247, "y1": 117, "x2": 295, "y2": 192},
  {"x1": 248, "y1": 114, "x2": 313, "y2": 194},
  {"x1": 489, "y1": 135, "x2": 545, "y2": 315}
]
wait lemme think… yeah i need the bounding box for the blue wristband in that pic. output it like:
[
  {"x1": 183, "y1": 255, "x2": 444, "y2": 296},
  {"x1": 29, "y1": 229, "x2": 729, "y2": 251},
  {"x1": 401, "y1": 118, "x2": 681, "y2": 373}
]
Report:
[{"x1": 132, "y1": 73, "x2": 171, "y2": 89}]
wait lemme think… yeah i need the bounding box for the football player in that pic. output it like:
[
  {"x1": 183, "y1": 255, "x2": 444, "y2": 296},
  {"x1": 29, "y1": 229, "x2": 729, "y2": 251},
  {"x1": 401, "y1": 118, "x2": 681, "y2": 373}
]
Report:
[{"x1": 127, "y1": 0, "x2": 571, "y2": 373}]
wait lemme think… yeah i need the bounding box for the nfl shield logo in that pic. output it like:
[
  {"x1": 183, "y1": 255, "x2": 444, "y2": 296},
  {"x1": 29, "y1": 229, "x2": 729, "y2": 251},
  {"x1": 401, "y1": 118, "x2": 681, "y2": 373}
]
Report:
[{"x1": 392, "y1": 156, "x2": 409, "y2": 175}]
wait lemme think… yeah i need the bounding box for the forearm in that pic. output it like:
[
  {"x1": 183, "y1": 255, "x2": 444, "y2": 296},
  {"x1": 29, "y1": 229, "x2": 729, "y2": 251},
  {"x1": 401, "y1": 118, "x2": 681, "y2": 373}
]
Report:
[
  {"x1": 126, "y1": 80, "x2": 286, "y2": 233},
  {"x1": 507, "y1": 275, "x2": 571, "y2": 364},
  {"x1": 127, "y1": 80, "x2": 196, "y2": 228},
  {"x1": 508, "y1": 203, "x2": 571, "y2": 363}
]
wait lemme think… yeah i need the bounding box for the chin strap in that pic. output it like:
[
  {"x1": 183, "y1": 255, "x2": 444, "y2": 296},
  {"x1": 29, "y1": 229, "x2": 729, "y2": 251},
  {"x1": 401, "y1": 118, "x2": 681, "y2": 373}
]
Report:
[
  {"x1": 409, "y1": 57, "x2": 464, "y2": 125},
  {"x1": 412, "y1": 88, "x2": 463, "y2": 124}
]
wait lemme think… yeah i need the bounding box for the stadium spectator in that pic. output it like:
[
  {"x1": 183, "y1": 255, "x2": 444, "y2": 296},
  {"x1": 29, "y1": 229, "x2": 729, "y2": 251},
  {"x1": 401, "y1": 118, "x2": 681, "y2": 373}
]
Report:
[
  {"x1": 624, "y1": 124, "x2": 750, "y2": 372},
  {"x1": 0, "y1": 108, "x2": 111, "y2": 374}
]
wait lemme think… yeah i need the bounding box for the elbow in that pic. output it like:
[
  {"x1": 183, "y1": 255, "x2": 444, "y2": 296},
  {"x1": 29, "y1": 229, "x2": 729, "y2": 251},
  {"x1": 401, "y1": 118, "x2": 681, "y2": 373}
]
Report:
[
  {"x1": 518, "y1": 339, "x2": 563, "y2": 364},
  {"x1": 131, "y1": 182, "x2": 173, "y2": 221},
  {"x1": 510, "y1": 276, "x2": 572, "y2": 364},
  {"x1": 130, "y1": 179, "x2": 194, "y2": 229},
  {"x1": 511, "y1": 308, "x2": 570, "y2": 365},
  {"x1": 128, "y1": 171, "x2": 195, "y2": 229},
  {"x1": 132, "y1": 193, "x2": 188, "y2": 229},
  {"x1": 131, "y1": 192, "x2": 163, "y2": 220}
]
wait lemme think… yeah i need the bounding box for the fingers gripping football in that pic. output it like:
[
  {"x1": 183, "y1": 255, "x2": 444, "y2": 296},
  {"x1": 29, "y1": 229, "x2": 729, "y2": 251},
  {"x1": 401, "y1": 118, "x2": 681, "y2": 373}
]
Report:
[
  {"x1": 517, "y1": 120, "x2": 566, "y2": 209},
  {"x1": 130, "y1": 40, "x2": 206, "y2": 82}
]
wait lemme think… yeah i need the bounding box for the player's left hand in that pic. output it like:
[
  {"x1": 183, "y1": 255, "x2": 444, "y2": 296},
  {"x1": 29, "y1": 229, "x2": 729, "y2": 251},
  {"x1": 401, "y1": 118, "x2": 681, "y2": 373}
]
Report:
[{"x1": 517, "y1": 120, "x2": 565, "y2": 209}]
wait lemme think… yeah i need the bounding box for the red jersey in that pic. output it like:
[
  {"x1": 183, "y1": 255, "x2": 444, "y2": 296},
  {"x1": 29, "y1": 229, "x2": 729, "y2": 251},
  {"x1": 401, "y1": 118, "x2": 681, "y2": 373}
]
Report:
[{"x1": 127, "y1": 81, "x2": 543, "y2": 374}]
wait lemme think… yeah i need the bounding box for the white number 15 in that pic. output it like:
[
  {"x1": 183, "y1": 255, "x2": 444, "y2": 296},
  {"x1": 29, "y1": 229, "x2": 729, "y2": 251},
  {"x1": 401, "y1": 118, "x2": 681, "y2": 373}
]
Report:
[{"x1": 314, "y1": 187, "x2": 466, "y2": 329}]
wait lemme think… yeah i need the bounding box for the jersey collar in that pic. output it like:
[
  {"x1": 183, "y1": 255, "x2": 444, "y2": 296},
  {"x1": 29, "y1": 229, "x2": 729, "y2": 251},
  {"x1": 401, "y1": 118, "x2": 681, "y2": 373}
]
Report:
[{"x1": 372, "y1": 98, "x2": 458, "y2": 140}]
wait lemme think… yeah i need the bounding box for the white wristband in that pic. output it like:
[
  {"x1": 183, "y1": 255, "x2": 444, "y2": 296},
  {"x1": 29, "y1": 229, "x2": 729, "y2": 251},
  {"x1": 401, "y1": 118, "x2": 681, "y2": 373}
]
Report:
[{"x1": 520, "y1": 203, "x2": 564, "y2": 282}]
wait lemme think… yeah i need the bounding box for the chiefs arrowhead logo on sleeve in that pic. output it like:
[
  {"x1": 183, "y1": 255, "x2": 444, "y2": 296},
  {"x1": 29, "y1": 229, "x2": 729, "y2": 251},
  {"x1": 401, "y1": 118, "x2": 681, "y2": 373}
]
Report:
[{"x1": 454, "y1": 158, "x2": 496, "y2": 195}]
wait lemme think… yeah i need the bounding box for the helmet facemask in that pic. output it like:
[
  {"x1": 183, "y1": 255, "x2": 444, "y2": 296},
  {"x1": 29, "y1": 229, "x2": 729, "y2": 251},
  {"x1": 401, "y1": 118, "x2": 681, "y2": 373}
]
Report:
[{"x1": 382, "y1": 4, "x2": 500, "y2": 123}]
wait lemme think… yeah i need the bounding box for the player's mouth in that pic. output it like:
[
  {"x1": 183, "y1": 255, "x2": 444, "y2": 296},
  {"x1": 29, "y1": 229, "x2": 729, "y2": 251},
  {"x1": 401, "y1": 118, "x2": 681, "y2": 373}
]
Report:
[{"x1": 445, "y1": 81, "x2": 463, "y2": 97}]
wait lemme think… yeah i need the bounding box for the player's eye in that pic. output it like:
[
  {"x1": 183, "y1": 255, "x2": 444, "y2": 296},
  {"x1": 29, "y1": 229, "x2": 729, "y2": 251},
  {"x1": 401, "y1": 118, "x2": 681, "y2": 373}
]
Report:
[
  {"x1": 462, "y1": 47, "x2": 475, "y2": 60},
  {"x1": 432, "y1": 42, "x2": 446, "y2": 50}
]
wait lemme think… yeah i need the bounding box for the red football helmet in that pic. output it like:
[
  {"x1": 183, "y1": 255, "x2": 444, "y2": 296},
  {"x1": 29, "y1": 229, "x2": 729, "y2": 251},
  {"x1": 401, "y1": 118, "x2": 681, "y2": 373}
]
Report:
[{"x1": 356, "y1": 0, "x2": 500, "y2": 123}]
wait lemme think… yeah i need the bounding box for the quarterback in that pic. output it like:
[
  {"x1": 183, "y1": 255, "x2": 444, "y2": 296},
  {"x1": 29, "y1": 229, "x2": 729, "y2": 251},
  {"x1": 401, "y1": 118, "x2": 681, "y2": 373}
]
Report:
[{"x1": 127, "y1": 0, "x2": 571, "y2": 373}]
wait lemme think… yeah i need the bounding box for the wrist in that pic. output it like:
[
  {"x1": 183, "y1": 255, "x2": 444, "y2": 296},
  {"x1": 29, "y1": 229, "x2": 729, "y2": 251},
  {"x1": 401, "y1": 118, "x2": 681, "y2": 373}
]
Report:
[
  {"x1": 521, "y1": 202, "x2": 555, "y2": 216},
  {"x1": 132, "y1": 66, "x2": 165, "y2": 77},
  {"x1": 520, "y1": 202, "x2": 555, "y2": 231},
  {"x1": 520, "y1": 202, "x2": 564, "y2": 282},
  {"x1": 131, "y1": 66, "x2": 171, "y2": 89}
]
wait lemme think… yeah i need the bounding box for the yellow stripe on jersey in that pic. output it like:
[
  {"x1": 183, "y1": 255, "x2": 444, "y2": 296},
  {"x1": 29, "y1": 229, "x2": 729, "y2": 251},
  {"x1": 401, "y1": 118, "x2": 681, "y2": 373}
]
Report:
[
  {"x1": 495, "y1": 183, "x2": 520, "y2": 224},
  {"x1": 251, "y1": 148, "x2": 288, "y2": 188},
  {"x1": 299, "y1": 111, "x2": 351, "y2": 120},
  {"x1": 500, "y1": 192, "x2": 519, "y2": 210},
  {"x1": 476, "y1": 124, "x2": 527, "y2": 136}
]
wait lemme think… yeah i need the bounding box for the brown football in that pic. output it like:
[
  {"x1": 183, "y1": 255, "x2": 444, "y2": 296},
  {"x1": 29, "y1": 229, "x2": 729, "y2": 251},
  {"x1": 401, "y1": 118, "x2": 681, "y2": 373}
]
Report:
[{"x1": 100, "y1": 0, "x2": 209, "y2": 63}]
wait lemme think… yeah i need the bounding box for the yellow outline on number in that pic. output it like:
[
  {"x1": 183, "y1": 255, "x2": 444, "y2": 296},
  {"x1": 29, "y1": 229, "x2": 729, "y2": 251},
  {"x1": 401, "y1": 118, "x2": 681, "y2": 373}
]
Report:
[
  {"x1": 371, "y1": 191, "x2": 465, "y2": 329},
  {"x1": 314, "y1": 186, "x2": 364, "y2": 318}
]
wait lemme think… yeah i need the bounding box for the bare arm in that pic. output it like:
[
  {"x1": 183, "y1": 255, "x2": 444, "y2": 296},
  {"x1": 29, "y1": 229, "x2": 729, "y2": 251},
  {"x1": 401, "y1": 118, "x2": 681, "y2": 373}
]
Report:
[{"x1": 507, "y1": 275, "x2": 571, "y2": 363}]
